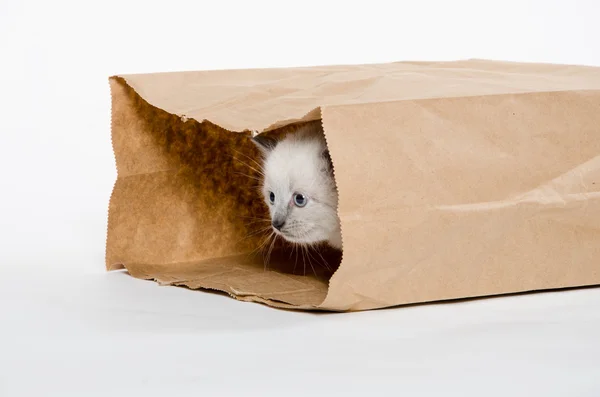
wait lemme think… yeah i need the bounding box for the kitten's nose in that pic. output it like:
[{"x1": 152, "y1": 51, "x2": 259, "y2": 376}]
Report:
[{"x1": 272, "y1": 218, "x2": 285, "y2": 231}]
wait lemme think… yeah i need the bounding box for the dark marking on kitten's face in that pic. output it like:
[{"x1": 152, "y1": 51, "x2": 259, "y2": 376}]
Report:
[
  {"x1": 321, "y1": 149, "x2": 333, "y2": 172},
  {"x1": 252, "y1": 134, "x2": 279, "y2": 155}
]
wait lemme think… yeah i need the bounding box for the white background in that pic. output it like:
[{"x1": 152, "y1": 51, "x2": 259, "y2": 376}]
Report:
[{"x1": 1, "y1": 0, "x2": 599, "y2": 396}]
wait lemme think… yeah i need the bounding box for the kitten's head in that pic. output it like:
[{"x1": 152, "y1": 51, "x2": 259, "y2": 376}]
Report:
[{"x1": 252, "y1": 128, "x2": 339, "y2": 247}]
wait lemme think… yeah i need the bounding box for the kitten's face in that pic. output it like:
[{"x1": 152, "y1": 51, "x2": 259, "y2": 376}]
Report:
[{"x1": 253, "y1": 132, "x2": 339, "y2": 246}]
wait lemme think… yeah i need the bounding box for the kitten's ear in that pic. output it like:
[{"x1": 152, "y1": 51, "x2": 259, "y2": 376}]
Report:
[
  {"x1": 252, "y1": 134, "x2": 278, "y2": 155},
  {"x1": 322, "y1": 148, "x2": 334, "y2": 171}
]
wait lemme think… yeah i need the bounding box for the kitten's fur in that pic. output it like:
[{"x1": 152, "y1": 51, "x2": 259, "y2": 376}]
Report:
[{"x1": 252, "y1": 122, "x2": 342, "y2": 250}]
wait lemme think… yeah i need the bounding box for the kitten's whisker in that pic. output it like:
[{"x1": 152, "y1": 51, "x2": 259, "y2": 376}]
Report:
[
  {"x1": 293, "y1": 243, "x2": 299, "y2": 274},
  {"x1": 246, "y1": 237, "x2": 267, "y2": 261},
  {"x1": 251, "y1": 231, "x2": 273, "y2": 258},
  {"x1": 234, "y1": 171, "x2": 263, "y2": 182},
  {"x1": 231, "y1": 155, "x2": 265, "y2": 177},
  {"x1": 301, "y1": 245, "x2": 316, "y2": 278},
  {"x1": 257, "y1": 235, "x2": 272, "y2": 252},
  {"x1": 233, "y1": 160, "x2": 263, "y2": 177},
  {"x1": 265, "y1": 233, "x2": 278, "y2": 271},
  {"x1": 304, "y1": 246, "x2": 319, "y2": 276},
  {"x1": 232, "y1": 148, "x2": 265, "y2": 173},
  {"x1": 237, "y1": 215, "x2": 272, "y2": 221},
  {"x1": 310, "y1": 245, "x2": 332, "y2": 271},
  {"x1": 242, "y1": 233, "x2": 273, "y2": 258},
  {"x1": 241, "y1": 226, "x2": 273, "y2": 240},
  {"x1": 261, "y1": 232, "x2": 275, "y2": 270},
  {"x1": 293, "y1": 227, "x2": 319, "y2": 277},
  {"x1": 300, "y1": 244, "x2": 308, "y2": 277},
  {"x1": 241, "y1": 219, "x2": 272, "y2": 227}
]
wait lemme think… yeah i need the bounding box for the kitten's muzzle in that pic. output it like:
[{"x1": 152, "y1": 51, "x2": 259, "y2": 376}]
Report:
[{"x1": 272, "y1": 218, "x2": 286, "y2": 231}]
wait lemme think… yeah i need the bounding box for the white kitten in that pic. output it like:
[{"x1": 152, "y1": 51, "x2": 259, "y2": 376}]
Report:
[{"x1": 252, "y1": 122, "x2": 342, "y2": 250}]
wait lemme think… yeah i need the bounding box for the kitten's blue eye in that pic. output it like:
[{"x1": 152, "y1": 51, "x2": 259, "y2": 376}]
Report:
[
  {"x1": 293, "y1": 193, "x2": 307, "y2": 207},
  {"x1": 269, "y1": 191, "x2": 275, "y2": 204}
]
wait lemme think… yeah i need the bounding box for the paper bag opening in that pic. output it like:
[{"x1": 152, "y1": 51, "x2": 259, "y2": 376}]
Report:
[{"x1": 107, "y1": 76, "x2": 344, "y2": 310}]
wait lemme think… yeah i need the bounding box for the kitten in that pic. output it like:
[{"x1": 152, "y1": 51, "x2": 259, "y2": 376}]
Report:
[{"x1": 252, "y1": 122, "x2": 342, "y2": 251}]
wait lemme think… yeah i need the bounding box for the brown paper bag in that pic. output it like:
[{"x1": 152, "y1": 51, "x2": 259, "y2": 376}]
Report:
[{"x1": 106, "y1": 59, "x2": 600, "y2": 311}]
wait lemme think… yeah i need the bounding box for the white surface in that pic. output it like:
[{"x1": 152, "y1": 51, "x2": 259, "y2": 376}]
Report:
[{"x1": 1, "y1": 0, "x2": 599, "y2": 396}]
